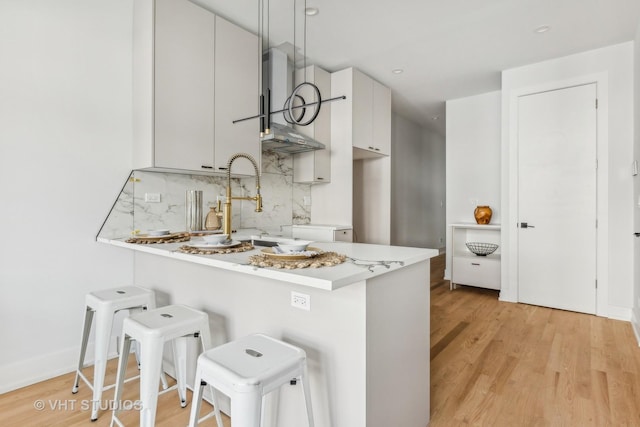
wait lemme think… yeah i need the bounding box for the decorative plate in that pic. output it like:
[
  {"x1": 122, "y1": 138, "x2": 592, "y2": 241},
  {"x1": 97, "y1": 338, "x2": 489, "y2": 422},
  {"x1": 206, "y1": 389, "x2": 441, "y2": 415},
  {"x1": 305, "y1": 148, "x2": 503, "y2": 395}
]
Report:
[{"x1": 188, "y1": 240, "x2": 242, "y2": 250}]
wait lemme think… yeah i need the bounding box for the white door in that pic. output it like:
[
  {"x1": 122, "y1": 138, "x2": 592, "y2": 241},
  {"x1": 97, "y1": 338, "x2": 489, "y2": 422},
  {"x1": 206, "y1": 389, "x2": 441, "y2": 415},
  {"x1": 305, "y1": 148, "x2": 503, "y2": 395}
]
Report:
[{"x1": 517, "y1": 83, "x2": 597, "y2": 314}]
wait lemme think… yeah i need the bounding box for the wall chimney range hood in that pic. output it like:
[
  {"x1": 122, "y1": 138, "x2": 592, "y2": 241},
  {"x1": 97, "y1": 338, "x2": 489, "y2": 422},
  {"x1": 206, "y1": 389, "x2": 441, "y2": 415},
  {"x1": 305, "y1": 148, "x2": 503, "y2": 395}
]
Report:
[
  {"x1": 232, "y1": 0, "x2": 345, "y2": 155},
  {"x1": 260, "y1": 48, "x2": 325, "y2": 154},
  {"x1": 261, "y1": 122, "x2": 325, "y2": 154}
]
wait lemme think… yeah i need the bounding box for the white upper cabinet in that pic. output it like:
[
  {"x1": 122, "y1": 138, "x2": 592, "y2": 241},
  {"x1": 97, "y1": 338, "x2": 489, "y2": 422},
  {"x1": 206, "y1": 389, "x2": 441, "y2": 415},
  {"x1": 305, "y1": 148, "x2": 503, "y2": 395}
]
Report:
[
  {"x1": 154, "y1": 0, "x2": 215, "y2": 171},
  {"x1": 293, "y1": 65, "x2": 331, "y2": 184},
  {"x1": 351, "y1": 68, "x2": 391, "y2": 157},
  {"x1": 372, "y1": 79, "x2": 391, "y2": 155},
  {"x1": 213, "y1": 16, "x2": 260, "y2": 176},
  {"x1": 134, "y1": 0, "x2": 260, "y2": 175}
]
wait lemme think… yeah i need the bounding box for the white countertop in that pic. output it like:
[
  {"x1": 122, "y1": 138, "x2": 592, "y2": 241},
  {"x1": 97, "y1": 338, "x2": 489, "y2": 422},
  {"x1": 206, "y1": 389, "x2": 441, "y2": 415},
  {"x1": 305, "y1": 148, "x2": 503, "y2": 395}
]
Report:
[{"x1": 97, "y1": 236, "x2": 438, "y2": 291}]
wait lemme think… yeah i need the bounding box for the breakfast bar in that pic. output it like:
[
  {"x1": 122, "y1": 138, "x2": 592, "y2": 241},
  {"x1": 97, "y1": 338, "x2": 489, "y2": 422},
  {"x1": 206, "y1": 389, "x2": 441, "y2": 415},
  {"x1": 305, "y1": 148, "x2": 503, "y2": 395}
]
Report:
[{"x1": 98, "y1": 236, "x2": 437, "y2": 427}]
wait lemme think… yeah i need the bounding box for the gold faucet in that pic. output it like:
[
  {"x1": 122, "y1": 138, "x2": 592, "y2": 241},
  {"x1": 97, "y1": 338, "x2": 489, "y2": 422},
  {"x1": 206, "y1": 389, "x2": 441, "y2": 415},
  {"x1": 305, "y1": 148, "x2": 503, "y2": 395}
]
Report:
[{"x1": 222, "y1": 153, "x2": 262, "y2": 239}]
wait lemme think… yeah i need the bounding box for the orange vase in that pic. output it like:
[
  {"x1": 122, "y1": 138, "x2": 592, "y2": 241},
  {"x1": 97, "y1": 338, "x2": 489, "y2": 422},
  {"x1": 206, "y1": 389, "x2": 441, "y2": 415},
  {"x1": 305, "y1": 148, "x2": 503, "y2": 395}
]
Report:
[{"x1": 474, "y1": 206, "x2": 493, "y2": 225}]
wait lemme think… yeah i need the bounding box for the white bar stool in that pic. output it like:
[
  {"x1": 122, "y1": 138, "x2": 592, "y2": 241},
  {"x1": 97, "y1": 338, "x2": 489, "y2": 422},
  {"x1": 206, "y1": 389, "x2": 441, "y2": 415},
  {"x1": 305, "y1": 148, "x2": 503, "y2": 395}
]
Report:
[
  {"x1": 111, "y1": 304, "x2": 211, "y2": 427},
  {"x1": 188, "y1": 333, "x2": 314, "y2": 427},
  {"x1": 72, "y1": 285, "x2": 163, "y2": 421}
]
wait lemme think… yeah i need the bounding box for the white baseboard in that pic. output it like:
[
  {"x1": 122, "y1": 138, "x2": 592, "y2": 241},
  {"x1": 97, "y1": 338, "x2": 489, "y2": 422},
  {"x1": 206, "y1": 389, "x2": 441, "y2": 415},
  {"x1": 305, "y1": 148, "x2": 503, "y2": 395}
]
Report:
[
  {"x1": 0, "y1": 337, "x2": 119, "y2": 395},
  {"x1": 607, "y1": 304, "x2": 632, "y2": 321},
  {"x1": 631, "y1": 310, "x2": 640, "y2": 346}
]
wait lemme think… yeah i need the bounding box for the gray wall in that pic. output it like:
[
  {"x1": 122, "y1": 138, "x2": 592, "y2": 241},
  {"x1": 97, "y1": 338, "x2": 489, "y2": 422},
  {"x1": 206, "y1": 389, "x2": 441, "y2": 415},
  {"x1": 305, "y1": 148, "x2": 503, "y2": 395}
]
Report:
[{"x1": 391, "y1": 113, "x2": 446, "y2": 249}]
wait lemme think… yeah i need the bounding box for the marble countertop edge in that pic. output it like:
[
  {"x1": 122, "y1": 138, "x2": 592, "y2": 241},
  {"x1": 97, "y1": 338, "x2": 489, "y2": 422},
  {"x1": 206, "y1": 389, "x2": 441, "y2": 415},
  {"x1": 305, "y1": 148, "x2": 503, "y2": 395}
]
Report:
[{"x1": 97, "y1": 237, "x2": 438, "y2": 291}]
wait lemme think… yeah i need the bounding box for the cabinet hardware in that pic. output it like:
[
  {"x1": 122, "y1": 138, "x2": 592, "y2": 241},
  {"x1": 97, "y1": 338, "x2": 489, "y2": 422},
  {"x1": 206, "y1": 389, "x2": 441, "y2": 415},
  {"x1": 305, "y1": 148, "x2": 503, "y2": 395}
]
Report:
[
  {"x1": 217, "y1": 167, "x2": 228, "y2": 170},
  {"x1": 316, "y1": 177, "x2": 324, "y2": 180},
  {"x1": 471, "y1": 263, "x2": 480, "y2": 266},
  {"x1": 201, "y1": 165, "x2": 213, "y2": 169},
  {"x1": 520, "y1": 222, "x2": 535, "y2": 228}
]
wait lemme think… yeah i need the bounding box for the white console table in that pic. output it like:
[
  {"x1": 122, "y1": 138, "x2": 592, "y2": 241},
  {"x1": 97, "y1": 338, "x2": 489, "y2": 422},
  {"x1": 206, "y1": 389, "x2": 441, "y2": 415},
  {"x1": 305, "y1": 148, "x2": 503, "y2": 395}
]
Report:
[{"x1": 450, "y1": 223, "x2": 501, "y2": 290}]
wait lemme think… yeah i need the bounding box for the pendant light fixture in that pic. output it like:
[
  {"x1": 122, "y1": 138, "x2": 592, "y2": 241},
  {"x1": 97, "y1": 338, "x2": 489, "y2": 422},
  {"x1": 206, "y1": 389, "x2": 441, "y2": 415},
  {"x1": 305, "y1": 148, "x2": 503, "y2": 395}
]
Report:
[{"x1": 233, "y1": 0, "x2": 345, "y2": 134}]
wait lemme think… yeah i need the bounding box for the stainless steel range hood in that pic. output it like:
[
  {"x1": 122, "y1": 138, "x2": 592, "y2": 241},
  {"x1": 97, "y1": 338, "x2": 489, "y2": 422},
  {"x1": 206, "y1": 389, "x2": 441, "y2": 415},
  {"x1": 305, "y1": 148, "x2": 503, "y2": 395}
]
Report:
[
  {"x1": 261, "y1": 48, "x2": 326, "y2": 154},
  {"x1": 262, "y1": 122, "x2": 325, "y2": 153}
]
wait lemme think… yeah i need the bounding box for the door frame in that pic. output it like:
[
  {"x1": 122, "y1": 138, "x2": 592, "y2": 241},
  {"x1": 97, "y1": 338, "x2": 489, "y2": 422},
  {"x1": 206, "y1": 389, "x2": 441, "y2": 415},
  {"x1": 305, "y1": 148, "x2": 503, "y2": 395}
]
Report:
[{"x1": 502, "y1": 72, "x2": 609, "y2": 317}]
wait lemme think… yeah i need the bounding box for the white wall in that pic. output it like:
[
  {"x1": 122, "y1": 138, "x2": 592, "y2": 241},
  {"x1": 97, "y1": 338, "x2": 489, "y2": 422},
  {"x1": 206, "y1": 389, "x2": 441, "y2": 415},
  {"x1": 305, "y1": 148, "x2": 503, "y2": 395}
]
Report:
[
  {"x1": 501, "y1": 42, "x2": 635, "y2": 317},
  {"x1": 445, "y1": 91, "x2": 502, "y2": 278},
  {"x1": 0, "y1": 1, "x2": 135, "y2": 392},
  {"x1": 633, "y1": 26, "x2": 640, "y2": 338},
  {"x1": 391, "y1": 113, "x2": 446, "y2": 249}
]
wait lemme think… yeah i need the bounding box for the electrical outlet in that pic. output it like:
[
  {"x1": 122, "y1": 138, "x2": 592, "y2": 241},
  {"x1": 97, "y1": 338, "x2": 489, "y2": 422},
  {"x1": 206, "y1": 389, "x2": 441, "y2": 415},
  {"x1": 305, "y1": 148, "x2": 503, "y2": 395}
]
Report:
[
  {"x1": 145, "y1": 193, "x2": 161, "y2": 203},
  {"x1": 291, "y1": 291, "x2": 310, "y2": 311},
  {"x1": 303, "y1": 196, "x2": 311, "y2": 206}
]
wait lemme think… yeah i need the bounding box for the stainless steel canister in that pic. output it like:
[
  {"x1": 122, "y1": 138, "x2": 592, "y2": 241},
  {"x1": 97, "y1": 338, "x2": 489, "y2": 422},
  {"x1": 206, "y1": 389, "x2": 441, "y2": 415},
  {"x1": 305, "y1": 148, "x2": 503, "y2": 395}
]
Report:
[{"x1": 185, "y1": 190, "x2": 203, "y2": 232}]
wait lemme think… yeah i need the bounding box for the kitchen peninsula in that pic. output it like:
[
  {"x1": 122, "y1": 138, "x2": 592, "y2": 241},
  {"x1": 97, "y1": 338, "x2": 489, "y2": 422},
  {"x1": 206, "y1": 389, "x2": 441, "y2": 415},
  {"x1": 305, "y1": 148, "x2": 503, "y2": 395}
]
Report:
[{"x1": 98, "y1": 236, "x2": 436, "y2": 427}]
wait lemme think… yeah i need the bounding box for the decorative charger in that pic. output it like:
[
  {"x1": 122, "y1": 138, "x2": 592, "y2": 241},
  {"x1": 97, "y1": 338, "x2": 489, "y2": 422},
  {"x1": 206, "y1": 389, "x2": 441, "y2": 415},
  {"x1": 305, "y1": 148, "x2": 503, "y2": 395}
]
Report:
[
  {"x1": 465, "y1": 242, "x2": 498, "y2": 256},
  {"x1": 126, "y1": 232, "x2": 191, "y2": 244}
]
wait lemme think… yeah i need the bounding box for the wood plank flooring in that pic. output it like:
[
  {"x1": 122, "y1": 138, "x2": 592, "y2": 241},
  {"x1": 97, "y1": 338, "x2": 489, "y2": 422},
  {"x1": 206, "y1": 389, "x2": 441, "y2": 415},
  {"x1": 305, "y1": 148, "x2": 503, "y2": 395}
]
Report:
[
  {"x1": 429, "y1": 253, "x2": 640, "y2": 426},
  {"x1": 2, "y1": 253, "x2": 640, "y2": 426},
  {"x1": 0, "y1": 355, "x2": 230, "y2": 426}
]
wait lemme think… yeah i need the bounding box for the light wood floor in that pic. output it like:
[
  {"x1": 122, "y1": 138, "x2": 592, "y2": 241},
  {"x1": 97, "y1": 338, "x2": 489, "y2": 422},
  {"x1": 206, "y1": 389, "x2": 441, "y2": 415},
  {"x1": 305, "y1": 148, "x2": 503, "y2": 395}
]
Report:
[
  {"x1": 0, "y1": 355, "x2": 230, "y2": 426},
  {"x1": 429, "y1": 253, "x2": 640, "y2": 426},
  {"x1": 3, "y1": 253, "x2": 640, "y2": 426}
]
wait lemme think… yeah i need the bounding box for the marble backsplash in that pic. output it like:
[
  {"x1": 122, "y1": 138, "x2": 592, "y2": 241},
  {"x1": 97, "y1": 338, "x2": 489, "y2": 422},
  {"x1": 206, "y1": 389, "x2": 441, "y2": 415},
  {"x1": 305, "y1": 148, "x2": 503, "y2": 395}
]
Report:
[{"x1": 98, "y1": 151, "x2": 311, "y2": 239}]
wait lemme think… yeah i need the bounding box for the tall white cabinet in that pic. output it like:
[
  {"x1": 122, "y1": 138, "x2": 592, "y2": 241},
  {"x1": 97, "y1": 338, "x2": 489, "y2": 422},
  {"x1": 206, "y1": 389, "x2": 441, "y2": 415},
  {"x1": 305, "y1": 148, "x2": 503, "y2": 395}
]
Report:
[
  {"x1": 321, "y1": 67, "x2": 391, "y2": 244},
  {"x1": 133, "y1": 0, "x2": 260, "y2": 176}
]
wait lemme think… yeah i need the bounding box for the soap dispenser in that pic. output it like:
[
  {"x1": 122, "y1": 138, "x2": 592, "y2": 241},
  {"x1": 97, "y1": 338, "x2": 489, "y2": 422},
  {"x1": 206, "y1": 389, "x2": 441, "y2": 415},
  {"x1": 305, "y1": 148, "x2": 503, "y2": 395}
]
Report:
[{"x1": 204, "y1": 200, "x2": 223, "y2": 230}]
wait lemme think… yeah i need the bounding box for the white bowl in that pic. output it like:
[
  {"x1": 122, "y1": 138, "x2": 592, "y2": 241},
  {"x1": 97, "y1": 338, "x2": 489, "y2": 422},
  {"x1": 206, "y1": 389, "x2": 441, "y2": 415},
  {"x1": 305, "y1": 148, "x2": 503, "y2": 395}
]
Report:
[
  {"x1": 277, "y1": 240, "x2": 312, "y2": 253},
  {"x1": 202, "y1": 234, "x2": 229, "y2": 244},
  {"x1": 148, "y1": 229, "x2": 170, "y2": 236}
]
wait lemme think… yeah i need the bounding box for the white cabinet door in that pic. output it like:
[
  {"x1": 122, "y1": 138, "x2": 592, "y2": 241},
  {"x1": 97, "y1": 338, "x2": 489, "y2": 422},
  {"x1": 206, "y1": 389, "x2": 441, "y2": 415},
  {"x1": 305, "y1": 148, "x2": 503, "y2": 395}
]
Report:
[
  {"x1": 154, "y1": 0, "x2": 215, "y2": 171},
  {"x1": 452, "y1": 257, "x2": 500, "y2": 290},
  {"x1": 293, "y1": 66, "x2": 331, "y2": 183},
  {"x1": 351, "y1": 69, "x2": 374, "y2": 152},
  {"x1": 213, "y1": 16, "x2": 260, "y2": 176},
  {"x1": 351, "y1": 69, "x2": 390, "y2": 156},
  {"x1": 334, "y1": 229, "x2": 353, "y2": 242},
  {"x1": 372, "y1": 80, "x2": 391, "y2": 155}
]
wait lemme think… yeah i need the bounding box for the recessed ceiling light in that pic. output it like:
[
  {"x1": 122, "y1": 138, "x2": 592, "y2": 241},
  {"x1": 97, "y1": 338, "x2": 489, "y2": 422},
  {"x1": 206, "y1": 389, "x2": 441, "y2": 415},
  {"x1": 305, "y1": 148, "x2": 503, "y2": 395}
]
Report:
[
  {"x1": 392, "y1": 68, "x2": 404, "y2": 74},
  {"x1": 534, "y1": 25, "x2": 551, "y2": 34},
  {"x1": 305, "y1": 7, "x2": 319, "y2": 16}
]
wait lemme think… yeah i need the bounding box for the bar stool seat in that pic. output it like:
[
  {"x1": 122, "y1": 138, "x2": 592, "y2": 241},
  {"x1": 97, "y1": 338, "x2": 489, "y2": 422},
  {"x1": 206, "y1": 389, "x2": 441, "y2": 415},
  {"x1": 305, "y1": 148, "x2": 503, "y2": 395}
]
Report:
[
  {"x1": 111, "y1": 304, "x2": 211, "y2": 427},
  {"x1": 188, "y1": 333, "x2": 314, "y2": 427},
  {"x1": 72, "y1": 285, "x2": 161, "y2": 421}
]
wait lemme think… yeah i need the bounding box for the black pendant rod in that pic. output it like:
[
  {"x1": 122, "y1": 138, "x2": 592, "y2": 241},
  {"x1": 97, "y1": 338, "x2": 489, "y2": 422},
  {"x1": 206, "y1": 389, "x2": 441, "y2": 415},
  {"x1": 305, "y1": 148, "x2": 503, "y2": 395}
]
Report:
[{"x1": 233, "y1": 95, "x2": 346, "y2": 124}]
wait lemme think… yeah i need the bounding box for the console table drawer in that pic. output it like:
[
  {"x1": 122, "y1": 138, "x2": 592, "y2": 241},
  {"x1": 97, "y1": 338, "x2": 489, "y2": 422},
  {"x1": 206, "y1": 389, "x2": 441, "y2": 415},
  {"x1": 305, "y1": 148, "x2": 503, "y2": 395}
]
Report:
[{"x1": 452, "y1": 257, "x2": 500, "y2": 290}]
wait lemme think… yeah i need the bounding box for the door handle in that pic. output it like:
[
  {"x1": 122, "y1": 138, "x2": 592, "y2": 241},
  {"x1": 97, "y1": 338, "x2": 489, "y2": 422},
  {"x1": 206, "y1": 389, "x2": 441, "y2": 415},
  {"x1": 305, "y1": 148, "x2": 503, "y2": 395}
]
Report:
[{"x1": 520, "y1": 222, "x2": 535, "y2": 228}]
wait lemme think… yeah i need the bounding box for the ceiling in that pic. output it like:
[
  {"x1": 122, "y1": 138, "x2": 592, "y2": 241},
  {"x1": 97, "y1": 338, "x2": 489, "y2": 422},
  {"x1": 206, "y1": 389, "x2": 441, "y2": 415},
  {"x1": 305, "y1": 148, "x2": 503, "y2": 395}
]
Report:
[{"x1": 192, "y1": 0, "x2": 640, "y2": 135}]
